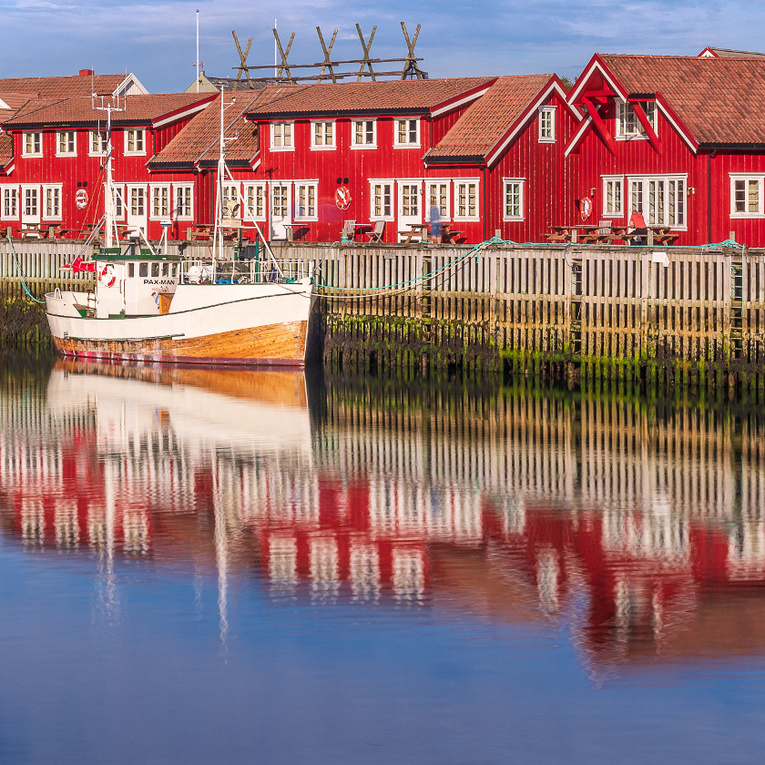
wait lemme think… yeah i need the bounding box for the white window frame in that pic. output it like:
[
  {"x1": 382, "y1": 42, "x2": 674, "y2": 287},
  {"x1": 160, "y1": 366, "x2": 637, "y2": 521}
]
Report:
[
  {"x1": 89, "y1": 130, "x2": 108, "y2": 156},
  {"x1": 310, "y1": 121, "x2": 335, "y2": 151},
  {"x1": 21, "y1": 185, "x2": 39, "y2": 218},
  {"x1": 351, "y1": 119, "x2": 377, "y2": 149},
  {"x1": 502, "y1": 178, "x2": 525, "y2": 222},
  {"x1": 56, "y1": 131, "x2": 76, "y2": 157},
  {"x1": 243, "y1": 182, "x2": 267, "y2": 221},
  {"x1": 1, "y1": 186, "x2": 19, "y2": 220},
  {"x1": 602, "y1": 176, "x2": 624, "y2": 218},
  {"x1": 150, "y1": 184, "x2": 171, "y2": 220},
  {"x1": 222, "y1": 183, "x2": 241, "y2": 218},
  {"x1": 294, "y1": 181, "x2": 318, "y2": 221},
  {"x1": 538, "y1": 107, "x2": 556, "y2": 143},
  {"x1": 394, "y1": 118, "x2": 420, "y2": 148},
  {"x1": 127, "y1": 184, "x2": 146, "y2": 217},
  {"x1": 730, "y1": 174, "x2": 765, "y2": 218},
  {"x1": 42, "y1": 184, "x2": 62, "y2": 221},
  {"x1": 22, "y1": 132, "x2": 42, "y2": 158},
  {"x1": 369, "y1": 179, "x2": 395, "y2": 221},
  {"x1": 124, "y1": 129, "x2": 146, "y2": 156},
  {"x1": 111, "y1": 184, "x2": 126, "y2": 220},
  {"x1": 616, "y1": 101, "x2": 657, "y2": 140},
  {"x1": 173, "y1": 184, "x2": 193, "y2": 220},
  {"x1": 425, "y1": 181, "x2": 450, "y2": 221},
  {"x1": 453, "y1": 179, "x2": 480, "y2": 222},
  {"x1": 627, "y1": 174, "x2": 687, "y2": 229},
  {"x1": 270, "y1": 122, "x2": 294, "y2": 151}
]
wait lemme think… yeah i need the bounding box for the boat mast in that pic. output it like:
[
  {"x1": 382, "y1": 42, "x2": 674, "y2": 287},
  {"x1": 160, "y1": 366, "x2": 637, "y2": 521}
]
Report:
[
  {"x1": 104, "y1": 104, "x2": 115, "y2": 248},
  {"x1": 214, "y1": 88, "x2": 225, "y2": 256}
]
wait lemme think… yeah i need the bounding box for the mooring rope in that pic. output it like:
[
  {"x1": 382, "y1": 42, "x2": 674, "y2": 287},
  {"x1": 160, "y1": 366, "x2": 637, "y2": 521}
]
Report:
[{"x1": 6, "y1": 236, "x2": 46, "y2": 305}]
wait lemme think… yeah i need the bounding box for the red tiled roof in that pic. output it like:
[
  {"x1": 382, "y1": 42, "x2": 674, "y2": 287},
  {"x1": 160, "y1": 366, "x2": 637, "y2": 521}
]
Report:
[
  {"x1": 150, "y1": 92, "x2": 262, "y2": 167},
  {"x1": 246, "y1": 77, "x2": 496, "y2": 117},
  {"x1": 0, "y1": 132, "x2": 12, "y2": 169},
  {"x1": 3, "y1": 93, "x2": 214, "y2": 129},
  {"x1": 0, "y1": 74, "x2": 127, "y2": 99},
  {"x1": 426, "y1": 74, "x2": 553, "y2": 160},
  {"x1": 599, "y1": 54, "x2": 765, "y2": 145},
  {"x1": 0, "y1": 93, "x2": 39, "y2": 115}
]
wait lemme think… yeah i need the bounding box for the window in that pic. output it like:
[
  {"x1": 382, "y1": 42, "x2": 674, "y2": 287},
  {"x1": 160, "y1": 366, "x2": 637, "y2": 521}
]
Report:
[
  {"x1": 23, "y1": 187, "x2": 38, "y2": 217},
  {"x1": 538, "y1": 107, "x2": 556, "y2": 143},
  {"x1": 426, "y1": 181, "x2": 450, "y2": 220},
  {"x1": 503, "y1": 179, "x2": 525, "y2": 221},
  {"x1": 125, "y1": 129, "x2": 145, "y2": 155},
  {"x1": 352, "y1": 120, "x2": 376, "y2": 148},
  {"x1": 395, "y1": 119, "x2": 420, "y2": 147},
  {"x1": 628, "y1": 175, "x2": 686, "y2": 228},
  {"x1": 399, "y1": 182, "x2": 420, "y2": 218},
  {"x1": 311, "y1": 122, "x2": 335, "y2": 150},
  {"x1": 151, "y1": 185, "x2": 170, "y2": 219},
  {"x1": 602, "y1": 176, "x2": 624, "y2": 217},
  {"x1": 454, "y1": 180, "x2": 479, "y2": 220},
  {"x1": 616, "y1": 101, "x2": 657, "y2": 139},
  {"x1": 295, "y1": 182, "x2": 318, "y2": 220},
  {"x1": 23, "y1": 132, "x2": 42, "y2": 157},
  {"x1": 222, "y1": 183, "x2": 240, "y2": 217},
  {"x1": 370, "y1": 181, "x2": 394, "y2": 219},
  {"x1": 270, "y1": 122, "x2": 293, "y2": 151},
  {"x1": 90, "y1": 130, "x2": 108, "y2": 155},
  {"x1": 243, "y1": 183, "x2": 267, "y2": 220},
  {"x1": 174, "y1": 185, "x2": 193, "y2": 219},
  {"x1": 111, "y1": 185, "x2": 125, "y2": 219},
  {"x1": 272, "y1": 185, "x2": 289, "y2": 218},
  {"x1": 128, "y1": 186, "x2": 145, "y2": 217},
  {"x1": 2, "y1": 187, "x2": 18, "y2": 219},
  {"x1": 731, "y1": 175, "x2": 765, "y2": 217},
  {"x1": 43, "y1": 186, "x2": 62, "y2": 219},
  {"x1": 56, "y1": 131, "x2": 76, "y2": 156}
]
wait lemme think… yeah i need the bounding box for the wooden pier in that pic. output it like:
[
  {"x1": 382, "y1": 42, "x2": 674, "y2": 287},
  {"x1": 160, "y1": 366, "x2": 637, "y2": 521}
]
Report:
[{"x1": 2, "y1": 239, "x2": 764, "y2": 393}]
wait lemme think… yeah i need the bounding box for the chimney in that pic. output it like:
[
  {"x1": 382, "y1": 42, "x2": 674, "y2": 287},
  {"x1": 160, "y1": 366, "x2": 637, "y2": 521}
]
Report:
[{"x1": 78, "y1": 69, "x2": 95, "y2": 77}]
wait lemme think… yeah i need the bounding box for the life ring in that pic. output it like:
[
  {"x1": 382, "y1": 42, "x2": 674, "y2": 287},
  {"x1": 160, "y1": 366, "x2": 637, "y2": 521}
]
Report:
[
  {"x1": 335, "y1": 185, "x2": 351, "y2": 210},
  {"x1": 579, "y1": 195, "x2": 593, "y2": 222},
  {"x1": 98, "y1": 264, "x2": 116, "y2": 288},
  {"x1": 75, "y1": 188, "x2": 88, "y2": 210}
]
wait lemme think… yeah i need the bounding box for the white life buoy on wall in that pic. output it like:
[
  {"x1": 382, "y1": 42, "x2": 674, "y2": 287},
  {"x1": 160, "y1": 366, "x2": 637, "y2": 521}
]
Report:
[
  {"x1": 75, "y1": 188, "x2": 89, "y2": 210},
  {"x1": 98, "y1": 264, "x2": 116, "y2": 288},
  {"x1": 335, "y1": 185, "x2": 352, "y2": 210}
]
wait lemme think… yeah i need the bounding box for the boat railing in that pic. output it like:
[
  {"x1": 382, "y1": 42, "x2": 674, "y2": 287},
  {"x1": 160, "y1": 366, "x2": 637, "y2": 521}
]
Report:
[{"x1": 180, "y1": 257, "x2": 311, "y2": 286}]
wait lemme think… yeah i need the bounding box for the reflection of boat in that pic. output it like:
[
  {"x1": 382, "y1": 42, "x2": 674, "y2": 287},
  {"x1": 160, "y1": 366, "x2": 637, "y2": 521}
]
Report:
[
  {"x1": 44, "y1": 95, "x2": 313, "y2": 367},
  {"x1": 47, "y1": 359, "x2": 312, "y2": 452}
]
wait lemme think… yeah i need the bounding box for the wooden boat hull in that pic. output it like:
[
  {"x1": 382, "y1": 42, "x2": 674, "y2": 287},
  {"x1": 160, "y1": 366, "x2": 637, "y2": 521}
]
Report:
[{"x1": 45, "y1": 282, "x2": 312, "y2": 367}]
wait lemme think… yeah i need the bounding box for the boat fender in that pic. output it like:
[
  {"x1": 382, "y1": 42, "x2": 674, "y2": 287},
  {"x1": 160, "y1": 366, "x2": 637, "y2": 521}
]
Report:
[{"x1": 98, "y1": 264, "x2": 116, "y2": 288}]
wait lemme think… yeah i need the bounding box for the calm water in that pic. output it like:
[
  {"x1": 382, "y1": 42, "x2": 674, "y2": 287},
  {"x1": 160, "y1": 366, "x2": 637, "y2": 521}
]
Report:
[{"x1": 1, "y1": 356, "x2": 765, "y2": 763}]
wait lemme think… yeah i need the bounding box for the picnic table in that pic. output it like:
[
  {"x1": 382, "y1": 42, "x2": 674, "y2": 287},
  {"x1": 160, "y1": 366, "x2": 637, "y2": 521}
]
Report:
[
  {"x1": 441, "y1": 223, "x2": 464, "y2": 244},
  {"x1": 399, "y1": 223, "x2": 430, "y2": 244},
  {"x1": 187, "y1": 225, "x2": 212, "y2": 241},
  {"x1": 649, "y1": 227, "x2": 679, "y2": 245}
]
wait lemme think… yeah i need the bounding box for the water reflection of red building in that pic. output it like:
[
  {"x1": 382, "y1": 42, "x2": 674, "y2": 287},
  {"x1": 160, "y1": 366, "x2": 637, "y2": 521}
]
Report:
[{"x1": 1, "y1": 360, "x2": 765, "y2": 664}]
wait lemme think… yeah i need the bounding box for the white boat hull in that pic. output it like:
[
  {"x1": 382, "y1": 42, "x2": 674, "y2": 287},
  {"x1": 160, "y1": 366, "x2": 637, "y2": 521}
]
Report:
[{"x1": 45, "y1": 280, "x2": 313, "y2": 366}]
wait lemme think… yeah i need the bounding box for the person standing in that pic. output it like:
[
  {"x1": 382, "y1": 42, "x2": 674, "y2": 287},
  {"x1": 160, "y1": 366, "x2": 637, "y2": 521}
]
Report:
[{"x1": 429, "y1": 204, "x2": 442, "y2": 244}]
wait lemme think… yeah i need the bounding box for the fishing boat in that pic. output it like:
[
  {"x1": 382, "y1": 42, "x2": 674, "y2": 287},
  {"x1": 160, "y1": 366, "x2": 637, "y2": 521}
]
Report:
[{"x1": 44, "y1": 95, "x2": 314, "y2": 367}]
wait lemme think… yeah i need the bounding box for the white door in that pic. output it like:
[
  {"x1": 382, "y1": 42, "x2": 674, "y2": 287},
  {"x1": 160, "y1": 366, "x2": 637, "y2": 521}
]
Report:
[
  {"x1": 270, "y1": 183, "x2": 292, "y2": 240},
  {"x1": 21, "y1": 186, "x2": 40, "y2": 227},
  {"x1": 126, "y1": 185, "x2": 148, "y2": 234},
  {"x1": 398, "y1": 181, "x2": 422, "y2": 234}
]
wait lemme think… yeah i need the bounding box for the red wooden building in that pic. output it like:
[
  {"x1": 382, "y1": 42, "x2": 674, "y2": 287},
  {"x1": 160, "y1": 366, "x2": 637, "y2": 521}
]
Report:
[
  {"x1": 566, "y1": 53, "x2": 765, "y2": 246},
  {"x1": 0, "y1": 73, "x2": 214, "y2": 241},
  {"x1": 423, "y1": 74, "x2": 581, "y2": 243},
  {"x1": 242, "y1": 77, "x2": 497, "y2": 243}
]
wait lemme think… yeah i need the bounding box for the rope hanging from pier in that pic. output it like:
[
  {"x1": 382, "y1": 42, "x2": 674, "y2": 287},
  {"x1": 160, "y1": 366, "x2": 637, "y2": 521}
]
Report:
[{"x1": 6, "y1": 236, "x2": 46, "y2": 305}]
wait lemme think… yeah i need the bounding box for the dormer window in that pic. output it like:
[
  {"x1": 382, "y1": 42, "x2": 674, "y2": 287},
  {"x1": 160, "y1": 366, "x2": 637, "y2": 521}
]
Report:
[
  {"x1": 616, "y1": 101, "x2": 656, "y2": 139},
  {"x1": 394, "y1": 118, "x2": 420, "y2": 148},
  {"x1": 22, "y1": 132, "x2": 42, "y2": 157}
]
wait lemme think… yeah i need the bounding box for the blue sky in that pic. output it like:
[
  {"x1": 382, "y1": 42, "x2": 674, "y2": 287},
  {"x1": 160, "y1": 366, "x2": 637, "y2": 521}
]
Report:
[{"x1": 1, "y1": 0, "x2": 763, "y2": 93}]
